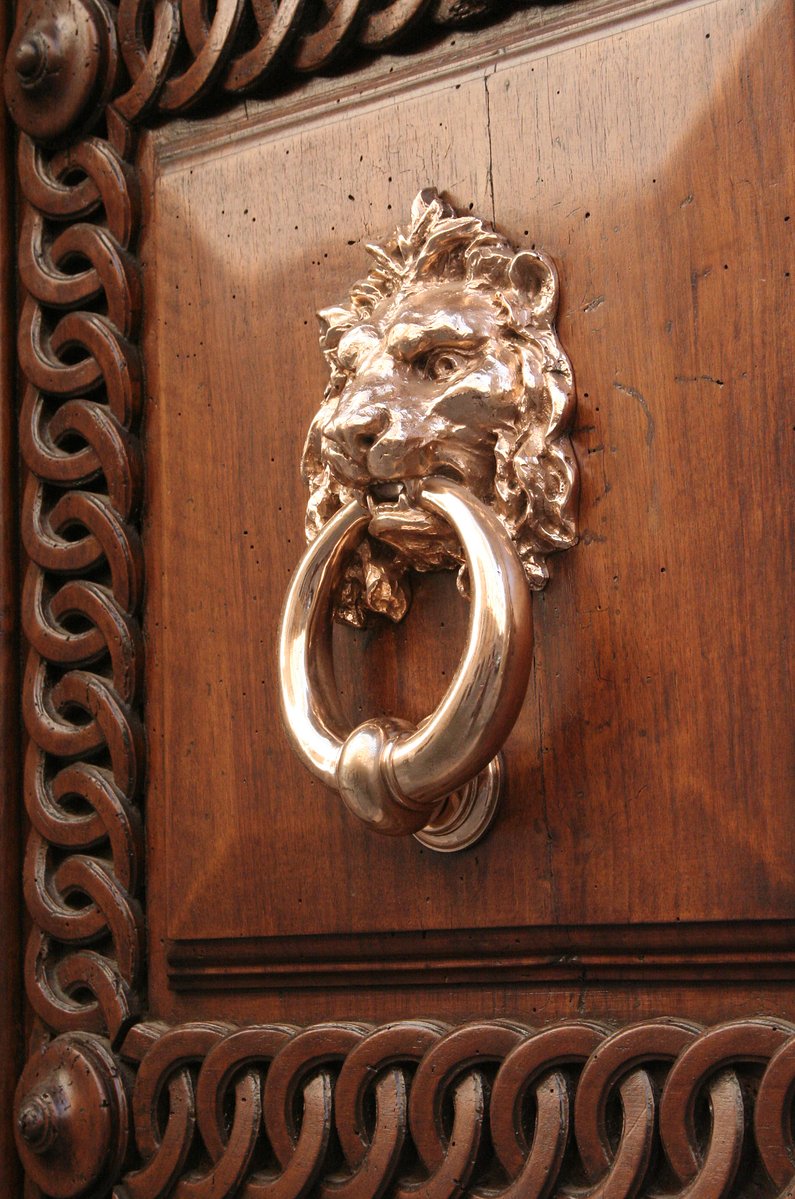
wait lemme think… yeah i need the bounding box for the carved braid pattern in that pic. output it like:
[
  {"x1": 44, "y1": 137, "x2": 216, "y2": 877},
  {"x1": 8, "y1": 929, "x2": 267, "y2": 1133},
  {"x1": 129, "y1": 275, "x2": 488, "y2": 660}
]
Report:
[
  {"x1": 112, "y1": 0, "x2": 528, "y2": 120},
  {"x1": 107, "y1": 1016, "x2": 795, "y2": 1196},
  {"x1": 17, "y1": 110, "x2": 146, "y2": 1044}
]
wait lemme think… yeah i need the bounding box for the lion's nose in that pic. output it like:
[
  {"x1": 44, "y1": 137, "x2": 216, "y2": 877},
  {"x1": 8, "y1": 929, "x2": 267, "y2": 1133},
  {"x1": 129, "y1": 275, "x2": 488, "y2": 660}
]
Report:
[{"x1": 324, "y1": 404, "x2": 391, "y2": 469}]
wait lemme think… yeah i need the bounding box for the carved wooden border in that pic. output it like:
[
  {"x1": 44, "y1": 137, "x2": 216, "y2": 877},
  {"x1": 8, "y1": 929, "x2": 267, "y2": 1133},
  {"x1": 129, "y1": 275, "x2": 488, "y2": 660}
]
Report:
[
  {"x1": 4, "y1": 1, "x2": 795, "y2": 1195},
  {"x1": 0, "y1": 4, "x2": 22, "y2": 1192}
]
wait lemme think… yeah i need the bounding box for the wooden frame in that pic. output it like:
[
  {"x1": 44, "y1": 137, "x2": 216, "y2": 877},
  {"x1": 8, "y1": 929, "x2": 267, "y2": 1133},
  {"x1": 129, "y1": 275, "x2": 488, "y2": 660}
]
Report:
[
  {"x1": 4, "y1": 1, "x2": 795, "y2": 1195},
  {"x1": 0, "y1": 4, "x2": 22, "y2": 1192}
]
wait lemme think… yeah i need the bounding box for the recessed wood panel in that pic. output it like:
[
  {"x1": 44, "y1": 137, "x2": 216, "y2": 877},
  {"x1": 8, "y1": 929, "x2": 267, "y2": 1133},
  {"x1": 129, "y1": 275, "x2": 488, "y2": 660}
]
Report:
[{"x1": 142, "y1": 0, "x2": 794, "y2": 1011}]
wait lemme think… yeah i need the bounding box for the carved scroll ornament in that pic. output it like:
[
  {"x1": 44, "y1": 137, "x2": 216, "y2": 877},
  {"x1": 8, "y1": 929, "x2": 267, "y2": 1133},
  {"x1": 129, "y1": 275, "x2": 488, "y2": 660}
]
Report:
[
  {"x1": 278, "y1": 192, "x2": 576, "y2": 851},
  {"x1": 3, "y1": 0, "x2": 794, "y2": 1195}
]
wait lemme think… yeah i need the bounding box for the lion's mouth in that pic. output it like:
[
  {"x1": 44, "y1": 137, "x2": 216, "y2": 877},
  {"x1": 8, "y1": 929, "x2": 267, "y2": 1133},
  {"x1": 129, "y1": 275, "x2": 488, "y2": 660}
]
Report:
[
  {"x1": 364, "y1": 480, "x2": 443, "y2": 545},
  {"x1": 367, "y1": 480, "x2": 414, "y2": 506}
]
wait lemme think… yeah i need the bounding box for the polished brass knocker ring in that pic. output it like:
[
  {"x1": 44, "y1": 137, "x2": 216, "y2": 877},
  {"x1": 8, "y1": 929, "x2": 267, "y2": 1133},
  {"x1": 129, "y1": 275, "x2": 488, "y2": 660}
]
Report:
[
  {"x1": 277, "y1": 189, "x2": 577, "y2": 851},
  {"x1": 278, "y1": 478, "x2": 533, "y2": 851}
]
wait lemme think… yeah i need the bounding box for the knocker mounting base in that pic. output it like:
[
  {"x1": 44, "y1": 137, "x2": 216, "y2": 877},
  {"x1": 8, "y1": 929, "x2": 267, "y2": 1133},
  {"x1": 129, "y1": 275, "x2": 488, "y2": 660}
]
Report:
[{"x1": 412, "y1": 753, "x2": 503, "y2": 852}]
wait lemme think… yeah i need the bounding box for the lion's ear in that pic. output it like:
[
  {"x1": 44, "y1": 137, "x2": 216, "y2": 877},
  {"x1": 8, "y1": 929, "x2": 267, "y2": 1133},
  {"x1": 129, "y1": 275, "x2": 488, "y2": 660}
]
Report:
[
  {"x1": 507, "y1": 250, "x2": 559, "y2": 325},
  {"x1": 317, "y1": 305, "x2": 355, "y2": 357},
  {"x1": 317, "y1": 305, "x2": 351, "y2": 335}
]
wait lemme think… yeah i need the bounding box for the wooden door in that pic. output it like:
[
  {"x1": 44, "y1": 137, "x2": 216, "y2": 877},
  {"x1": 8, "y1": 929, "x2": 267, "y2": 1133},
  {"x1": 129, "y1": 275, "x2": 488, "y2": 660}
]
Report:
[{"x1": 2, "y1": 1, "x2": 793, "y2": 1196}]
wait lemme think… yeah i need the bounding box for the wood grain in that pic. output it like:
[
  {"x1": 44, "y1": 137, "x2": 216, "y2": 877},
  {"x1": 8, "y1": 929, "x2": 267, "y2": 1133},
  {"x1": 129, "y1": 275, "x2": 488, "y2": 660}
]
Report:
[
  {"x1": 0, "y1": 0, "x2": 21, "y2": 1189},
  {"x1": 140, "y1": 0, "x2": 794, "y2": 1025},
  {"x1": 3, "y1": 0, "x2": 795, "y2": 1190}
]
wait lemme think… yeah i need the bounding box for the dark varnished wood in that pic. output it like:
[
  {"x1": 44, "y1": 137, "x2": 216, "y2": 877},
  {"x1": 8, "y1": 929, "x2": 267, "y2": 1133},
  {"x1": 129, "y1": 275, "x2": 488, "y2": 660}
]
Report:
[
  {"x1": 0, "y1": 2, "x2": 21, "y2": 1192},
  {"x1": 3, "y1": 0, "x2": 794, "y2": 1192}
]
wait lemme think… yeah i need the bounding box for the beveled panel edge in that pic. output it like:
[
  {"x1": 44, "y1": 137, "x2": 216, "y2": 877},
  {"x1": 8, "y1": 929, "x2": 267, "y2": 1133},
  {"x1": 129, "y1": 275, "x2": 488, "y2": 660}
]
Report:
[{"x1": 3, "y1": 0, "x2": 793, "y2": 1194}]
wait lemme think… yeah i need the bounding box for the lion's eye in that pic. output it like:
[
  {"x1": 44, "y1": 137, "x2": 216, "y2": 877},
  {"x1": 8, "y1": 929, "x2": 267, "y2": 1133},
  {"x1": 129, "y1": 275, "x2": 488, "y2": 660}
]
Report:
[{"x1": 417, "y1": 349, "x2": 467, "y2": 381}]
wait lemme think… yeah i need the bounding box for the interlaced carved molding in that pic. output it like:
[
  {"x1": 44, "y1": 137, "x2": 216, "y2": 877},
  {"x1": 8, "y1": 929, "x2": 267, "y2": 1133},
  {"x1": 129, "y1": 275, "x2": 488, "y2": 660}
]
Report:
[
  {"x1": 15, "y1": 1017, "x2": 795, "y2": 1197},
  {"x1": 115, "y1": 1016, "x2": 795, "y2": 1199},
  {"x1": 4, "y1": 2, "x2": 794, "y2": 1197},
  {"x1": 17, "y1": 114, "x2": 145, "y2": 1045},
  {"x1": 110, "y1": 0, "x2": 529, "y2": 121},
  {"x1": 6, "y1": 0, "x2": 523, "y2": 1053}
]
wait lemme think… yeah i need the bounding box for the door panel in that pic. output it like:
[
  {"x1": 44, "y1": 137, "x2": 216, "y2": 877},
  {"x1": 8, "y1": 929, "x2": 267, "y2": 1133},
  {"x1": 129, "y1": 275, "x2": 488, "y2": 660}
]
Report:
[
  {"x1": 138, "y1": 0, "x2": 793, "y2": 1025},
  {"x1": 4, "y1": 0, "x2": 794, "y2": 1193}
]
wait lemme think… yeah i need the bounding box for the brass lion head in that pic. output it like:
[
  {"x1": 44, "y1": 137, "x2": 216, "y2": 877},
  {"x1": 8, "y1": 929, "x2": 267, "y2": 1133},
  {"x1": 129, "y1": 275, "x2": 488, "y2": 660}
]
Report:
[{"x1": 301, "y1": 190, "x2": 578, "y2": 626}]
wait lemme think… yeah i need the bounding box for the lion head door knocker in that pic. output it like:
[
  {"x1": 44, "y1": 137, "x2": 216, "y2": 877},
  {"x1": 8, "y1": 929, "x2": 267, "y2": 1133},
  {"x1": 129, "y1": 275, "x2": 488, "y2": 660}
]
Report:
[{"x1": 278, "y1": 190, "x2": 578, "y2": 852}]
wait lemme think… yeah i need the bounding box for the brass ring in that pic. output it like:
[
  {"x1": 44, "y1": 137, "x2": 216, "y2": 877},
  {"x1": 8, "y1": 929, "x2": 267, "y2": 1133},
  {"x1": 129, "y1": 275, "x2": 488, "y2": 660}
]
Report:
[{"x1": 278, "y1": 477, "x2": 532, "y2": 852}]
